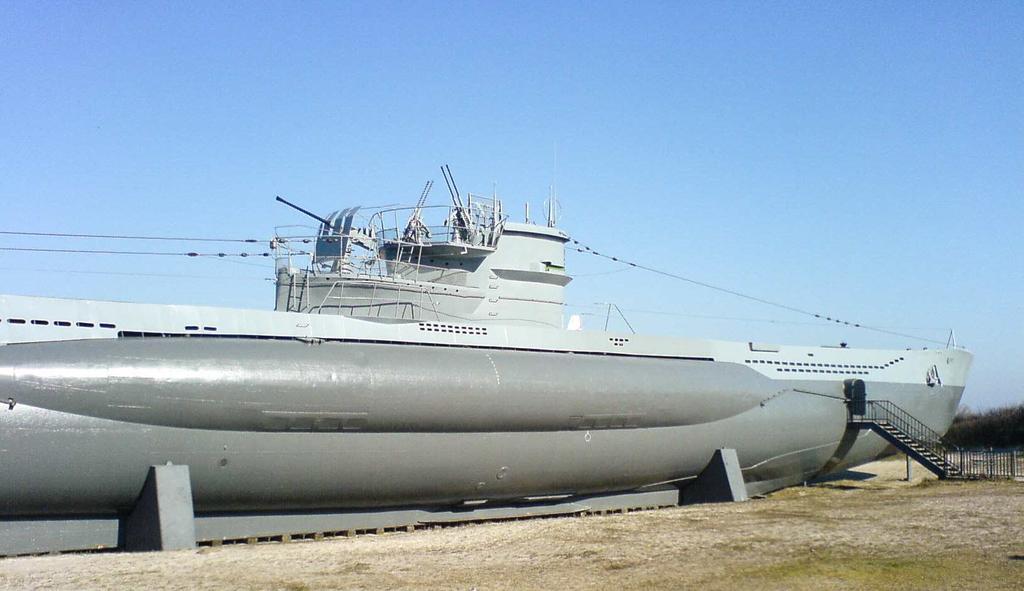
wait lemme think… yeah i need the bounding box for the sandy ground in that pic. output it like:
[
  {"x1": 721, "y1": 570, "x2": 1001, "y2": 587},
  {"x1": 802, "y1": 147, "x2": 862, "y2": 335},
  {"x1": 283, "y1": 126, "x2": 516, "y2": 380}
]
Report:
[{"x1": 2, "y1": 458, "x2": 1022, "y2": 591}]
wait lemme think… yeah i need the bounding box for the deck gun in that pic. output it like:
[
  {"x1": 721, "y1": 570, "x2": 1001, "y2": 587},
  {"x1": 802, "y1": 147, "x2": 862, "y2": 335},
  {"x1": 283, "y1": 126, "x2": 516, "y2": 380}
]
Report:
[{"x1": 275, "y1": 195, "x2": 375, "y2": 269}]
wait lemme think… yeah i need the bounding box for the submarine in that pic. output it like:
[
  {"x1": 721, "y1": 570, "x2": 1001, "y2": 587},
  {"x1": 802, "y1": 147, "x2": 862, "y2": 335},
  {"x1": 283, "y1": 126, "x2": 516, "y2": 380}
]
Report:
[{"x1": 0, "y1": 171, "x2": 972, "y2": 553}]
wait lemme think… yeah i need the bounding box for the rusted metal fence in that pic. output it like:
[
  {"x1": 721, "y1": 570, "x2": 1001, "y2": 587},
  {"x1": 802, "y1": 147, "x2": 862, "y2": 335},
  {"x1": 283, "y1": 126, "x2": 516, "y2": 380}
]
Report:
[{"x1": 945, "y1": 449, "x2": 1023, "y2": 480}]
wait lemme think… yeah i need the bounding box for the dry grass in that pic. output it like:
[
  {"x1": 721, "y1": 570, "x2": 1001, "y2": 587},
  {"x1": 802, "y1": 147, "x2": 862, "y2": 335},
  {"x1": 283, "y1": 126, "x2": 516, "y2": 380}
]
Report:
[{"x1": 2, "y1": 458, "x2": 1022, "y2": 590}]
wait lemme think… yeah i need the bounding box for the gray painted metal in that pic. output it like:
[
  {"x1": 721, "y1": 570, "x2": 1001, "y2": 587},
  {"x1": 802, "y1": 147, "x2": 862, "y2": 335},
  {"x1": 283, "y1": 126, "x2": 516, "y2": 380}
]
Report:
[
  {"x1": 0, "y1": 489, "x2": 678, "y2": 556},
  {"x1": 680, "y1": 448, "x2": 749, "y2": 505},
  {"x1": 0, "y1": 379, "x2": 962, "y2": 517},
  {"x1": 0, "y1": 198, "x2": 974, "y2": 554},
  {"x1": 0, "y1": 517, "x2": 119, "y2": 556},
  {"x1": 123, "y1": 465, "x2": 196, "y2": 552},
  {"x1": 277, "y1": 209, "x2": 571, "y2": 328},
  {"x1": 0, "y1": 339, "x2": 769, "y2": 433},
  {"x1": 193, "y1": 489, "x2": 679, "y2": 542}
]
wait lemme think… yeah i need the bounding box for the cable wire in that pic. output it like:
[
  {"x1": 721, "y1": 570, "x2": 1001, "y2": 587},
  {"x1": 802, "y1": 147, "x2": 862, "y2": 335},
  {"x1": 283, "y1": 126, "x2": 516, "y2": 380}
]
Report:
[
  {"x1": 0, "y1": 246, "x2": 283, "y2": 258},
  {"x1": 0, "y1": 230, "x2": 261, "y2": 243},
  {"x1": 0, "y1": 227, "x2": 949, "y2": 345},
  {"x1": 568, "y1": 238, "x2": 948, "y2": 345},
  {"x1": 0, "y1": 266, "x2": 272, "y2": 281}
]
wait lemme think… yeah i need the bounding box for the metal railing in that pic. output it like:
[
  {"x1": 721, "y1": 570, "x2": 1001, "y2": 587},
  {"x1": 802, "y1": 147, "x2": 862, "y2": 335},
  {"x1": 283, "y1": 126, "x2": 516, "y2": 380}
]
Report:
[
  {"x1": 850, "y1": 400, "x2": 1024, "y2": 480},
  {"x1": 310, "y1": 278, "x2": 441, "y2": 320},
  {"x1": 368, "y1": 202, "x2": 504, "y2": 250},
  {"x1": 272, "y1": 201, "x2": 506, "y2": 279},
  {"x1": 946, "y1": 449, "x2": 1023, "y2": 480},
  {"x1": 849, "y1": 400, "x2": 958, "y2": 464}
]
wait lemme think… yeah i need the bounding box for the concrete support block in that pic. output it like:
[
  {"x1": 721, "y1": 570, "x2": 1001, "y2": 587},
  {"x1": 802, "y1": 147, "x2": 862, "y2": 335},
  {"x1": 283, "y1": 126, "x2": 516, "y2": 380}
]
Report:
[
  {"x1": 681, "y1": 448, "x2": 748, "y2": 505},
  {"x1": 123, "y1": 464, "x2": 196, "y2": 552}
]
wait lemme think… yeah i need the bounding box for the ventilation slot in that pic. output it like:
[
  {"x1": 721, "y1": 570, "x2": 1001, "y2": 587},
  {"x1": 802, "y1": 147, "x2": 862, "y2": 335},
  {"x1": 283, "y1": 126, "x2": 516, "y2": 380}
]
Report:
[{"x1": 418, "y1": 322, "x2": 488, "y2": 336}]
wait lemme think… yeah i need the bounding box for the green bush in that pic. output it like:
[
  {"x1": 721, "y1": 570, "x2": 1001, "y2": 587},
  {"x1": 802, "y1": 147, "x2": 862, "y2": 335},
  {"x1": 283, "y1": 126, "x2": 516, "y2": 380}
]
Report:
[{"x1": 944, "y1": 403, "x2": 1024, "y2": 449}]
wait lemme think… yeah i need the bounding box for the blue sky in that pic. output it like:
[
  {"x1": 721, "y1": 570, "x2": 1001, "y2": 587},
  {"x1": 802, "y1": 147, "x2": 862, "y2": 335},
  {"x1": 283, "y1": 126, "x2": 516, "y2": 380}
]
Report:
[{"x1": 1, "y1": 1, "x2": 1021, "y2": 408}]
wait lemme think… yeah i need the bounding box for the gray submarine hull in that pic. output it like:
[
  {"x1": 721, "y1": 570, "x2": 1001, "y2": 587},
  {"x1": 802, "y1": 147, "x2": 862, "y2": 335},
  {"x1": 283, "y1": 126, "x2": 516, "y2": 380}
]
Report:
[{"x1": 0, "y1": 338, "x2": 963, "y2": 517}]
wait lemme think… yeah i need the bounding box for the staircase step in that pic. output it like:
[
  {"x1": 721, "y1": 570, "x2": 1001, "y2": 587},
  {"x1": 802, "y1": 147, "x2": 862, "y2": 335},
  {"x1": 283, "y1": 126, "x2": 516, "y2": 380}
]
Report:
[
  {"x1": 851, "y1": 404, "x2": 1004, "y2": 478},
  {"x1": 859, "y1": 417, "x2": 961, "y2": 473}
]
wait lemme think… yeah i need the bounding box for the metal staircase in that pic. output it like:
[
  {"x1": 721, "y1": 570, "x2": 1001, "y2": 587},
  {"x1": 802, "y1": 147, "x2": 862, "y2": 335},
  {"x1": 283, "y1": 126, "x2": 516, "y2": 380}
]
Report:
[{"x1": 848, "y1": 399, "x2": 962, "y2": 479}]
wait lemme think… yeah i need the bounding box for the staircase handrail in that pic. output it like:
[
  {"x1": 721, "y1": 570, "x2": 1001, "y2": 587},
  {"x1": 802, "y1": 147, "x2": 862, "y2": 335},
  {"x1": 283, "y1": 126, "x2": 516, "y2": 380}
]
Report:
[{"x1": 850, "y1": 399, "x2": 960, "y2": 461}]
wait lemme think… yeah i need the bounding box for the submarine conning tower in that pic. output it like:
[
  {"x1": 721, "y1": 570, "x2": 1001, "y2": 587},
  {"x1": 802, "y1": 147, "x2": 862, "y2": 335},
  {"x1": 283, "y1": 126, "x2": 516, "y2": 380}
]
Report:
[{"x1": 272, "y1": 193, "x2": 571, "y2": 328}]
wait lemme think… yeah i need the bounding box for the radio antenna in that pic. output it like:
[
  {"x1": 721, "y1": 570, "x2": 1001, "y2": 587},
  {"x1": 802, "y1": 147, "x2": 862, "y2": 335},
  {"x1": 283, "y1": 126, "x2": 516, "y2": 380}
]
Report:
[{"x1": 547, "y1": 142, "x2": 559, "y2": 227}]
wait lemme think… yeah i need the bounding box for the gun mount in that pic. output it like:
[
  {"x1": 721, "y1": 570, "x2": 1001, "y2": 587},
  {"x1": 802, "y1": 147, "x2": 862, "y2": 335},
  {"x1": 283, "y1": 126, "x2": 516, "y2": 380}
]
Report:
[{"x1": 272, "y1": 184, "x2": 569, "y2": 328}]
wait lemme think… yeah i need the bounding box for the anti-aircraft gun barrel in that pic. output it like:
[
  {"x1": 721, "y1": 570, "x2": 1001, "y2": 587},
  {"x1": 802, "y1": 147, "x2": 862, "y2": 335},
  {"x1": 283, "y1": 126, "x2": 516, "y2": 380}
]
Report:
[{"x1": 276, "y1": 195, "x2": 333, "y2": 228}]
